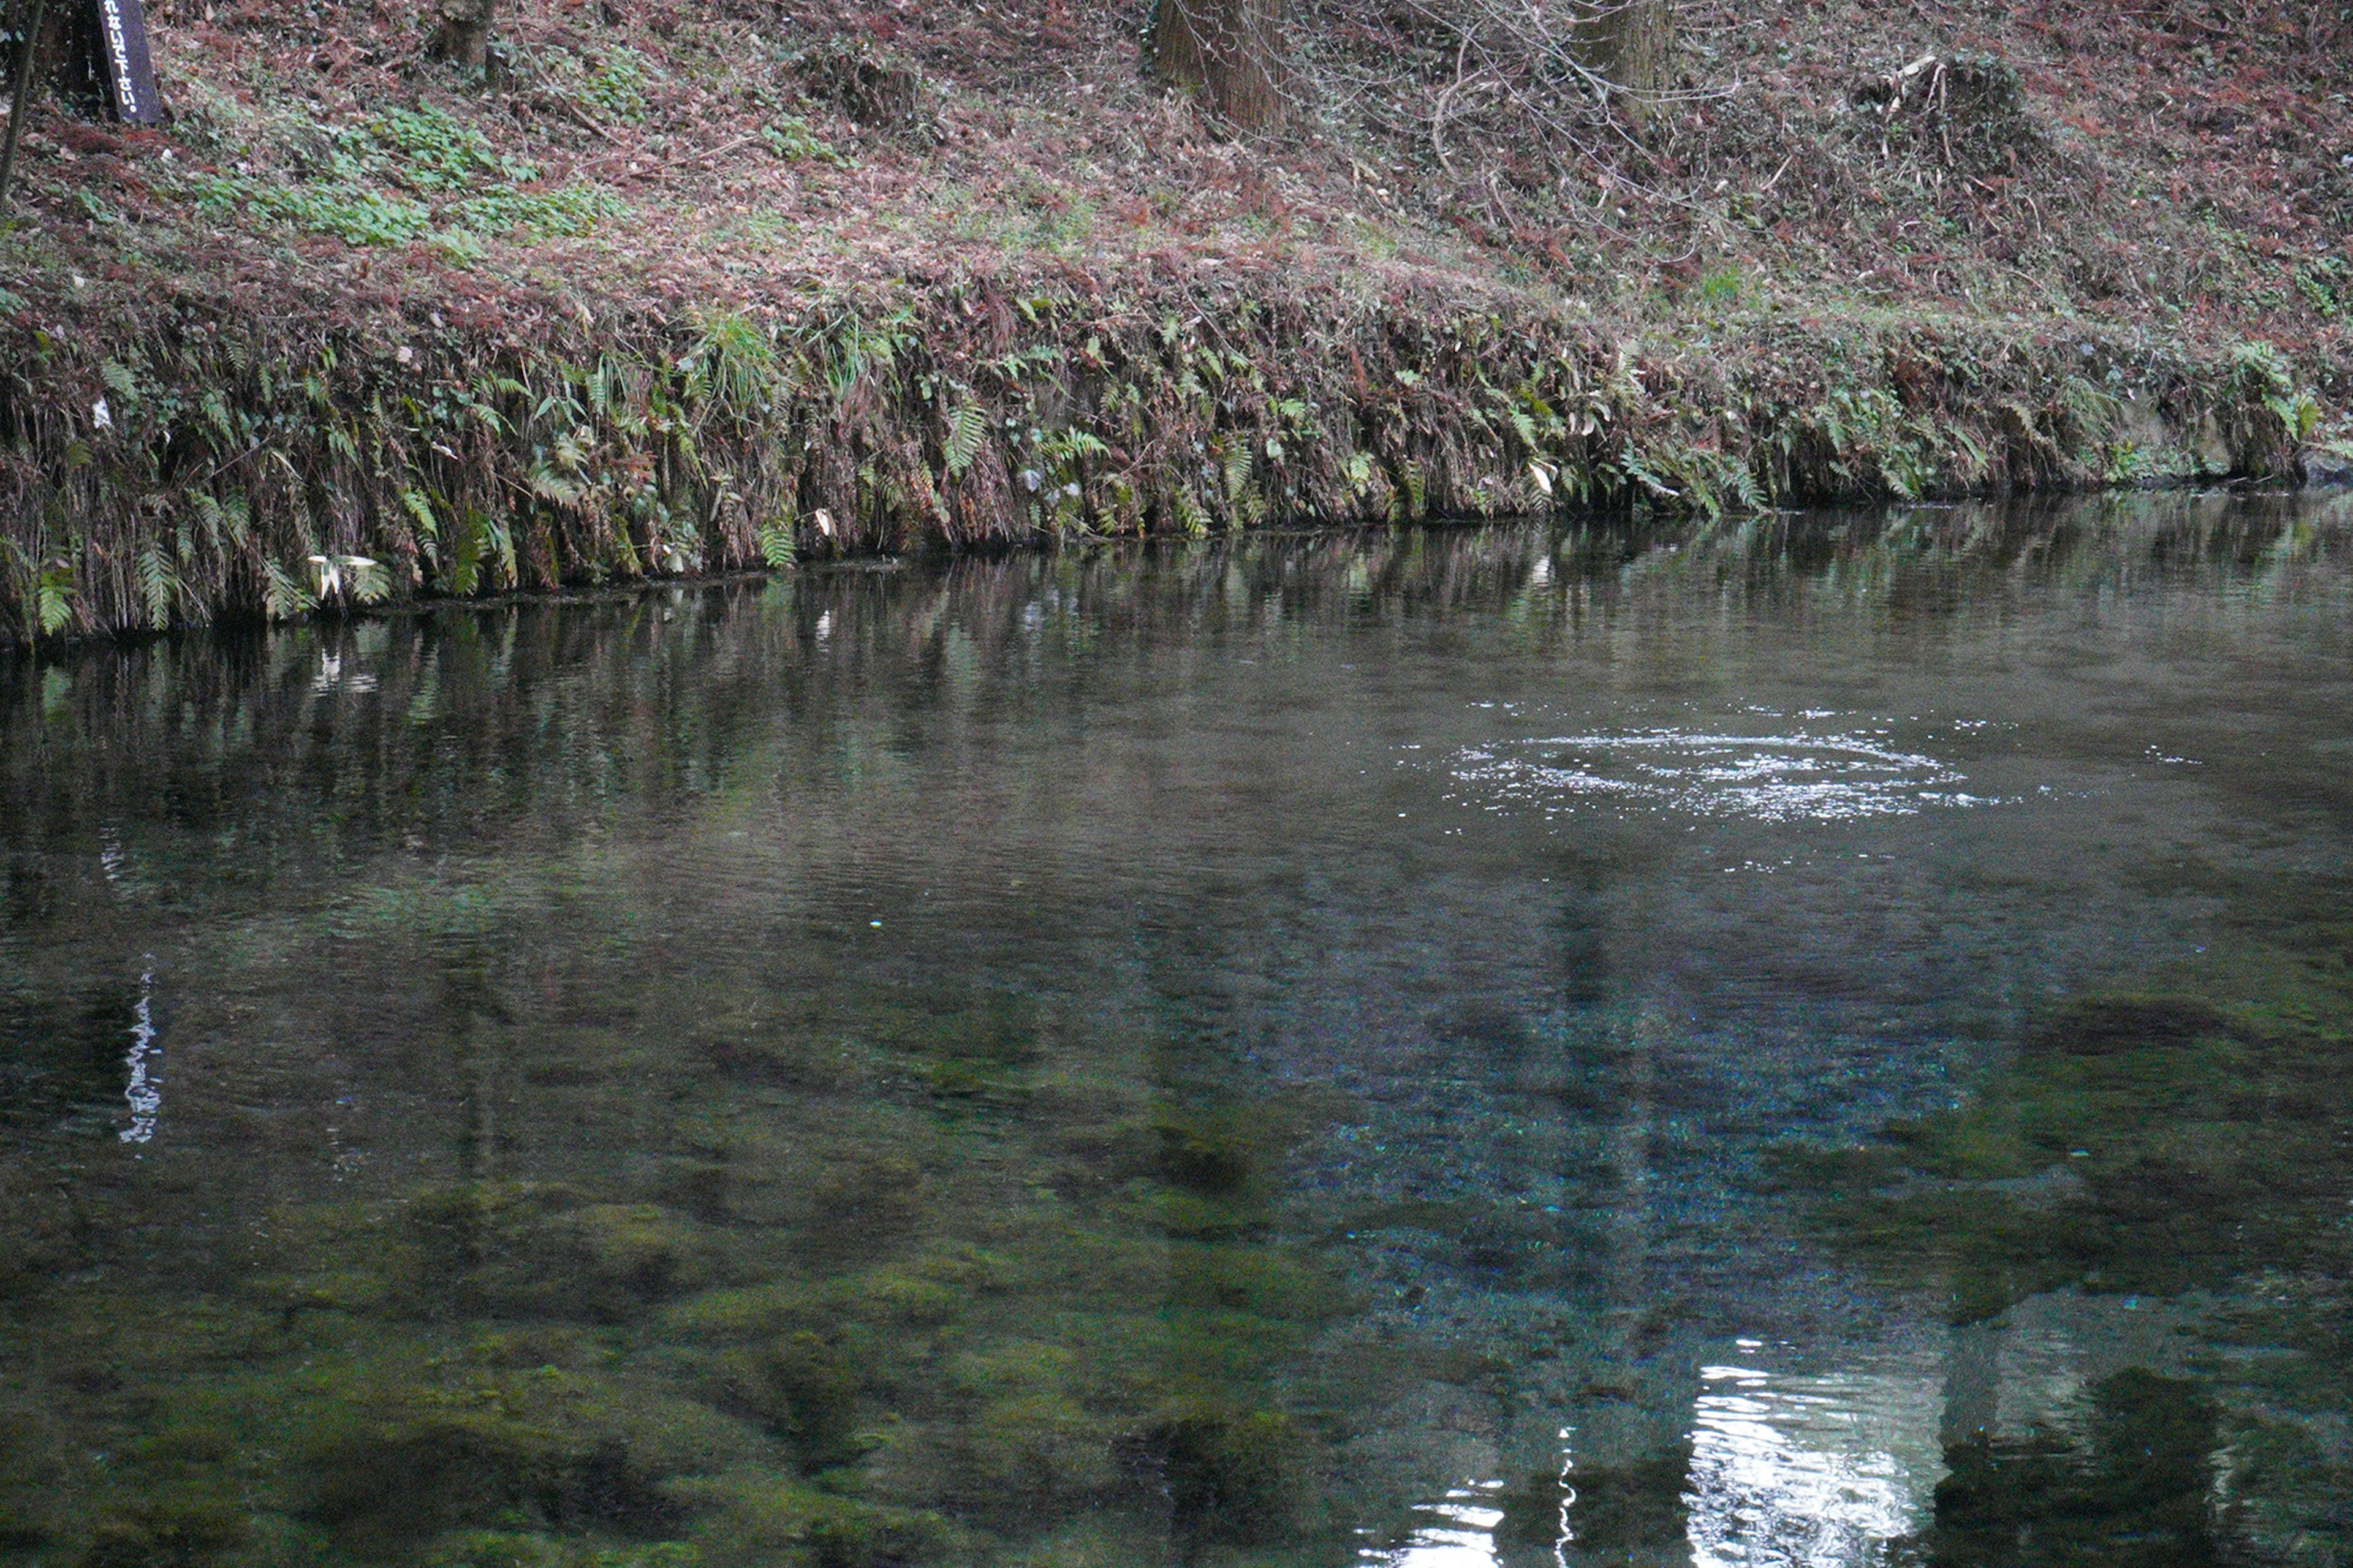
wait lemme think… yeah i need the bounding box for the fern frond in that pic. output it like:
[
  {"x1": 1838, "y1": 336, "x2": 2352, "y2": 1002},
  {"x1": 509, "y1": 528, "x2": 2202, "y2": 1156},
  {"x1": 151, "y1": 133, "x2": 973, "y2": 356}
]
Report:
[
  {"x1": 1221, "y1": 441, "x2": 1251, "y2": 503},
  {"x1": 398, "y1": 487, "x2": 440, "y2": 541},
  {"x1": 1509, "y1": 408, "x2": 1542, "y2": 454},
  {"x1": 945, "y1": 401, "x2": 987, "y2": 477},
  {"x1": 756, "y1": 518, "x2": 796, "y2": 568},
  {"x1": 347, "y1": 558, "x2": 393, "y2": 604},
  {"x1": 262, "y1": 559, "x2": 315, "y2": 621},
  {"x1": 36, "y1": 564, "x2": 72, "y2": 635},
  {"x1": 135, "y1": 543, "x2": 175, "y2": 623}
]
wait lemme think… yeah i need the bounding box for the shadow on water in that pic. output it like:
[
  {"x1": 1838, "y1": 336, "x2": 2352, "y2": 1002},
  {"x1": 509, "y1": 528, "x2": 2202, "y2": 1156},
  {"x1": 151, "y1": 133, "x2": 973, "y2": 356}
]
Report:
[{"x1": 0, "y1": 491, "x2": 2349, "y2": 1566}]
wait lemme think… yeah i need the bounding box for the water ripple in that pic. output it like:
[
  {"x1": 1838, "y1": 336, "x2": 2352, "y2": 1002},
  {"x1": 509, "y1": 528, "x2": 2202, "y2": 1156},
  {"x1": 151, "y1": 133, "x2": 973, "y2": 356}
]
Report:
[{"x1": 1444, "y1": 730, "x2": 1990, "y2": 824}]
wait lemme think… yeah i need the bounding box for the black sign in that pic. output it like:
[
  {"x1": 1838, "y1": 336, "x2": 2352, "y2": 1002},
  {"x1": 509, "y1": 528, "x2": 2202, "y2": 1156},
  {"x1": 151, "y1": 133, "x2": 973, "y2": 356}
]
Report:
[{"x1": 90, "y1": 0, "x2": 157, "y2": 124}]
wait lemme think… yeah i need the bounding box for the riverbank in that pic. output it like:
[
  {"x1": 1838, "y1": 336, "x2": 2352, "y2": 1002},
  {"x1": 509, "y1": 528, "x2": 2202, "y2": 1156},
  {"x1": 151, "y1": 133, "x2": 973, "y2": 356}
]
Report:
[{"x1": 3, "y1": 0, "x2": 2349, "y2": 643}]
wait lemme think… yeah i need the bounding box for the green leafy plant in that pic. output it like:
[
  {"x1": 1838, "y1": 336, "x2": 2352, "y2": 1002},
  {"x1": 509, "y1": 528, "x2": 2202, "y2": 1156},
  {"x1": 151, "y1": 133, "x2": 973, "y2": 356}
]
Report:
[
  {"x1": 2297, "y1": 257, "x2": 2349, "y2": 320},
  {"x1": 580, "y1": 48, "x2": 651, "y2": 123},
  {"x1": 176, "y1": 100, "x2": 615, "y2": 253},
  {"x1": 762, "y1": 115, "x2": 844, "y2": 165}
]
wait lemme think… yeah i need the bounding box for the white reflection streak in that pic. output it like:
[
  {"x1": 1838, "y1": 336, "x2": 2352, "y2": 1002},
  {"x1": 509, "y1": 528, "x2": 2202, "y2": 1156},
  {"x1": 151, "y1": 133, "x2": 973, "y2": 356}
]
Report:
[
  {"x1": 313, "y1": 652, "x2": 378, "y2": 694},
  {"x1": 120, "y1": 960, "x2": 160, "y2": 1145},
  {"x1": 1683, "y1": 1365, "x2": 1923, "y2": 1568},
  {"x1": 1370, "y1": 1480, "x2": 1507, "y2": 1567},
  {"x1": 1553, "y1": 1429, "x2": 1578, "y2": 1567}
]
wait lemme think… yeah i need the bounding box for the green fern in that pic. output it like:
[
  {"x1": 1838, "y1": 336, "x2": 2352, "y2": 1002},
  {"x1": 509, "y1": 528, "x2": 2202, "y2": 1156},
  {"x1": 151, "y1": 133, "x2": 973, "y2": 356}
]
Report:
[
  {"x1": 348, "y1": 558, "x2": 393, "y2": 604},
  {"x1": 529, "y1": 457, "x2": 588, "y2": 506},
  {"x1": 262, "y1": 559, "x2": 315, "y2": 621},
  {"x1": 135, "y1": 543, "x2": 175, "y2": 624},
  {"x1": 488, "y1": 512, "x2": 518, "y2": 588},
  {"x1": 445, "y1": 511, "x2": 485, "y2": 597},
  {"x1": 1509, "y1": 407, "x2": 1542, "y2": 455},
  {"x1": 1221, "y1": 440, "x2": 1252, "y2": 503},
  {"x1": 398, "y1": 487, "x2": 441, "y2": 542},
  {"x1": 945, "y1": 400, "x2": 987, "y2": 477},
  {"x1": 36, "y1": 562, "x2": 72, "y2": 635},
  {"x1": 1729, "y1": 461, "x2": 1769, "y2": 513},
  {"x1": 756, "y1": 518, "x2": 797, "y2": 569}
]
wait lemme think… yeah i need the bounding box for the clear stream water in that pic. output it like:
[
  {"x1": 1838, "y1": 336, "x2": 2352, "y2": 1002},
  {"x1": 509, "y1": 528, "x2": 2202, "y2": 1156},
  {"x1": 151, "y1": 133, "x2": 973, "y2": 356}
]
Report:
[{"x1": 1, "y1": 494, "x2": 2349, "y2": 1568}]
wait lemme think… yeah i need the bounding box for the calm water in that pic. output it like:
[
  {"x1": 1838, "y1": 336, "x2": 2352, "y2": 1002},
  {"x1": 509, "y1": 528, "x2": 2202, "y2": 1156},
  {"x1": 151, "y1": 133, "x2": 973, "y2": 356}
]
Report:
[{"x1": 2, "y1": 495, "x2": 2349, "y2": 1568}]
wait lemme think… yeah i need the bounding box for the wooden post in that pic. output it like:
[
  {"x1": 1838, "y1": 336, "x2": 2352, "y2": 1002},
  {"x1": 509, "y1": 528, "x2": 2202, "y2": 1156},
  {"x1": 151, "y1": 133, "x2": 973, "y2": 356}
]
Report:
[{"x1": 90, "y1": 0, "x2": 158, "y2": 124}]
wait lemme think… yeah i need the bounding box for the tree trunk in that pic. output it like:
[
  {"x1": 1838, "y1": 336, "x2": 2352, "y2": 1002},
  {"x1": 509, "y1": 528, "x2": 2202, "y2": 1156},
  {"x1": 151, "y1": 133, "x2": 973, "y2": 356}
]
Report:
[
  {"x1": 428, "y1": 0, "x2": 493, "y2": 70},
  {"x1": 1148, "y1": 0, "x2": 1283, "y2": 132},
  {"x1": 1575, "y1": 0, "x2": 1672, "y2": 114}
]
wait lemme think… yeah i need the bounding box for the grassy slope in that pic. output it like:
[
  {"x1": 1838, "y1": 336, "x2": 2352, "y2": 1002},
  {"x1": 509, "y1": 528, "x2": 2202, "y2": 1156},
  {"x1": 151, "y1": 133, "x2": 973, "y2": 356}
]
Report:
[{"x1": 0, "y1": 0, "x2": 2349, "y2": 640}]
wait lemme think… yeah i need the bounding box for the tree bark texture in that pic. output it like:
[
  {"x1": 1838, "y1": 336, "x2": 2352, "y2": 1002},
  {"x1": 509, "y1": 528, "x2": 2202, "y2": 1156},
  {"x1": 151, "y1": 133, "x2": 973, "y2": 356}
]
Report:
[
  {"x1": 428, "y1": 0, "x2": 493, "y2": 69},
  {"x1": 1574, "y1": 0, "x2": 1672, "y2": 108},
  {"x1": 1148, "y1": 0, "x2": 1283, "y2": 131}
]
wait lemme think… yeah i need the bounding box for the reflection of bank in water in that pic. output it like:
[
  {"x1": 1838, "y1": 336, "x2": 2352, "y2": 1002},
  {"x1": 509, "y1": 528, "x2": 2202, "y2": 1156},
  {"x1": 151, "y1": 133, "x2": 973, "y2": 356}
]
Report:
[
  {"x1": 1363, "y1": 1306, "x2": 2236, "y2": 1567},
  {"x1": 1355, "y1": 1000, "x2": 2261, "y2": 1567}
]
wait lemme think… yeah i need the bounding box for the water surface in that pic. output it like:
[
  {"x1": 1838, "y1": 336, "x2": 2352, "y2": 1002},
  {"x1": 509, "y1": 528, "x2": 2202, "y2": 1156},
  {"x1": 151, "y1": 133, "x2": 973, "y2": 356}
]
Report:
[{"x1": 2, "y1": 494, "x2": 2349, "y2": 1567}]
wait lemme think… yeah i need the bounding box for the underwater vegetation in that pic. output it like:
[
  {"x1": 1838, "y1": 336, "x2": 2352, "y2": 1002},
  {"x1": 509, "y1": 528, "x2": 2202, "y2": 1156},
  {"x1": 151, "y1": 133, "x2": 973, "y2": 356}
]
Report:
[
  {"x1": 4, "y1": 507, "x2": 2349, "y2": 1566},
  {"x1": 0, "y1": 957, "x2": 1375, "y2": 1568},
  {"x1": 1781, "y1": 993, "x2": 2353, "y2": 1319}
]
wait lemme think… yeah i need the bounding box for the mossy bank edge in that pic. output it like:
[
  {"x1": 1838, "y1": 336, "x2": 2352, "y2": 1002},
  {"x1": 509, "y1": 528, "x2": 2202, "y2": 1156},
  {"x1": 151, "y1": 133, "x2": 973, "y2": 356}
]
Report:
[{"x1": 1, "y1": 263, "x2": 2335, "y2": 646}]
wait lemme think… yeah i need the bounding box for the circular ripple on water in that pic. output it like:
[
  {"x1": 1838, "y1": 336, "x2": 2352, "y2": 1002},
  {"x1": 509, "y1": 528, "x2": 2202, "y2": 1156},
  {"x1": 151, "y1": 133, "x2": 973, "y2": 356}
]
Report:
[{"x1": 1446, "y1": 729, "x2": 1988, "y2": 824}]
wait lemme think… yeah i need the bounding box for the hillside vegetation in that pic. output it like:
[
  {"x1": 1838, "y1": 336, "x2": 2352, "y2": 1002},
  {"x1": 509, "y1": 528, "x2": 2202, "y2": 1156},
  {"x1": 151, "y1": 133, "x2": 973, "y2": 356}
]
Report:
[{"x1": 1, "y1": 0, "x2": 2349, "y2": 640}]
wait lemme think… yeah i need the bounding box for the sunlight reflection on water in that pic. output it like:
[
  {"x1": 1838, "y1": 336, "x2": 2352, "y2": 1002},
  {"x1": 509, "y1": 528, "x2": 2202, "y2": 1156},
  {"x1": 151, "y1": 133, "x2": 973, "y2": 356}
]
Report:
[
  {"x1": 118, "y1": 961, "x2": 159, "y2": 1146},
  {"x1": 1681, "y1": 1353, "x2": 1944, "y2": 1568},
  {"x1": 1368, "y1": 1480, "x2": 1510, "y2": 1567},
  {"x1": 1447, "y1": 730, "x2": 1993, "y2": 824}
]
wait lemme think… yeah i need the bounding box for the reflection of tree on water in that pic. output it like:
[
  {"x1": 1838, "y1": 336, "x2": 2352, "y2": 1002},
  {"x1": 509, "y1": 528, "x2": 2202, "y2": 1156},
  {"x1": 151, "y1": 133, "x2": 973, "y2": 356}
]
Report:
[
  {"x1": 116, "y1": 963, "x2": 161, "y2": 1146},
  {"x1": 1781, "y1": 990, "x2": 2353, "y2": 1566},
  {"x1": 1559, "y1": 1002, "x2": 1692, "y2": 1567},
  {"x1": 1497, "y1": 869, "x2": 2352, "y2": 1556},
  {"x1": 419, "y1": 931, "x2": 521, "y2": 1310},
  {"x1": 1915, "y1": 1369, "x2": 2222, "y2": 1568}
]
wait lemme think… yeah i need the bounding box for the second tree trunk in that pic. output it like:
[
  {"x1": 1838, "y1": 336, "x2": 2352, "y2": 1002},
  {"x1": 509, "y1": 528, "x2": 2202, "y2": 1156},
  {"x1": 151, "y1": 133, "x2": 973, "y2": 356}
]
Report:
[{"x1": 1150, "y1": 0, "x2": 1283, "y2": 131}]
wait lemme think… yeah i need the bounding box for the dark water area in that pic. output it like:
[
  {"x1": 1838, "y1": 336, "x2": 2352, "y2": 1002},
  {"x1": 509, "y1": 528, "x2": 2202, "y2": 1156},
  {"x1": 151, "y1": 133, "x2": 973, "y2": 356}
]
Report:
[{"x1": 1, "y1": 493, "x2": 2349, "y2": 1568}]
